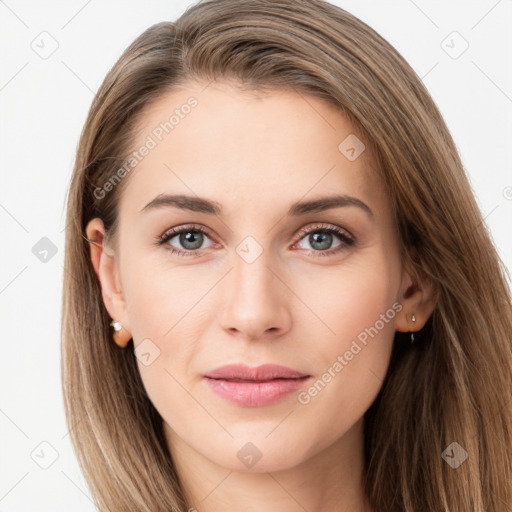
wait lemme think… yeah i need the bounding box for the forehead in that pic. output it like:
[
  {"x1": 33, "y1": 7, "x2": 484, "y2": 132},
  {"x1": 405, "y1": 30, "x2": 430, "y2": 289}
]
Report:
[{"x1": 119, "y1": 79, "x2": 386, "y2": 220}]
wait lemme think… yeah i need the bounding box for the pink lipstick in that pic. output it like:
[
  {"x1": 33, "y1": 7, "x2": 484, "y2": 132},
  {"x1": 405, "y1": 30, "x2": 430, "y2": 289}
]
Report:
[{"x1": 203, "y1": 363, "x2": 311, "y2": 407}]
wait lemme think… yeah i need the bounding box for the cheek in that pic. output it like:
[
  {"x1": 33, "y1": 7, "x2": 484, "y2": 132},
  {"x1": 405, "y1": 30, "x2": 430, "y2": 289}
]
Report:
[
  {"x1": 121, "y1": 259, "x2": 211, "y2": 425},
  {"x1": 121, "y1": 256, "x2": 218, "y2": 400},
  {"x1": 294, "y1": 251, "x2": 399, "y2": 351},
  {"x1": 293, "y1": 252, "x2": 398, "y2": 412},
  {"x1": 122, "y1": 253, "x2": 211, "y2": 343}
]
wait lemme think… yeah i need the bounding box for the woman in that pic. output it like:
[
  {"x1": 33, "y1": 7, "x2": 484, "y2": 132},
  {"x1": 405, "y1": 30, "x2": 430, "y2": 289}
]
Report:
[{"x1": 61, "y1": 0, "x2": 512, "y2": 510}]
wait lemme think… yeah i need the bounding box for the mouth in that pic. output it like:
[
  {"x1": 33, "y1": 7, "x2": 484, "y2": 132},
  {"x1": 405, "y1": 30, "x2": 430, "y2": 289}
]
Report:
[
  {"x1": 211, "y1": 377, "x2": 305, "y2": 383},
  {"x1": 203, "y1": 363, "x2": 309, "y2": 381},
  {"x1": 203, "y1": 364, "x2": 312, "y2": 407}
]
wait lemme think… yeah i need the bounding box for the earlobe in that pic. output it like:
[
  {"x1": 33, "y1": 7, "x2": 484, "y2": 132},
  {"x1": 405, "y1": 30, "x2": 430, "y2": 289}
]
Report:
[
  {"x1": 85, "y1": 218, "x2": 132, "y2": 348},
  {"x1": 110, "y1": 319, "x2": 132, "y2": 348},
  {"x1": 395, "y1": 308, "x2": 419, "y2": 334},
  {"x1": 395, "y1": 263, "x2": 438, "y2": 337}
]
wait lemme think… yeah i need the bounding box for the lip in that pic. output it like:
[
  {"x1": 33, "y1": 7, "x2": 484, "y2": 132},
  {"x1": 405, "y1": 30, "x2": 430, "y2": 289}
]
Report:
[{"x1": 203, "y1": 364, "x2": 311, "y2": 407}]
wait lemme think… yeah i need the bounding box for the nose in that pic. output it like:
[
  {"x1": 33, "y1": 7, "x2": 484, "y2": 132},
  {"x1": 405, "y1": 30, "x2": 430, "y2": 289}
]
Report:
[{"x1": 218, "y1": 250, "x2": 292, "y2": 341}]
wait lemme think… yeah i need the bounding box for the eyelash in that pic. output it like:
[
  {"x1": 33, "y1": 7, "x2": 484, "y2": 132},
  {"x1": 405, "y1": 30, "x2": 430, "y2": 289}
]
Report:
[{"x1": 155, "y1": 223, "x2": 355, "y2": 258}]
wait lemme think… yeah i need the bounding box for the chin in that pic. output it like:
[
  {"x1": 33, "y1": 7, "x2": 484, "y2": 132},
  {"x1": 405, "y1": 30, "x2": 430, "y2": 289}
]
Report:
[{"x1": 201, "y1": 431, "x2": 312, "y2": 473}]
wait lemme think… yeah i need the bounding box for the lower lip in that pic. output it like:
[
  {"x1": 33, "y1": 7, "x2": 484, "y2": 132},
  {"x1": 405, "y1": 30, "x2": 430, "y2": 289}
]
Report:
[{"x1": 204, "y1": 376, "x2": 311, "y2": 407}]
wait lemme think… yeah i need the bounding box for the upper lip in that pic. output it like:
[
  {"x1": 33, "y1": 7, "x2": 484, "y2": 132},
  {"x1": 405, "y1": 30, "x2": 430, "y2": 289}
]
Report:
[{"x1": 204, "y1": 364, "x2": 310, "y2": 381}]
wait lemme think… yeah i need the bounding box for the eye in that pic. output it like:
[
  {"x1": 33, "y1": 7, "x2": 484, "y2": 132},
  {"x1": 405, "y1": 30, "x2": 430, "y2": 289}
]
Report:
[
  {"x1": 155, "y1": 222, "x2": 355, "y2": 258},
  {"x1": 156, "y1": 224, "x2": 216, "y2": 257},
  {"x1": 293, "y1": 223, "x2": 355, "y2": 257}
]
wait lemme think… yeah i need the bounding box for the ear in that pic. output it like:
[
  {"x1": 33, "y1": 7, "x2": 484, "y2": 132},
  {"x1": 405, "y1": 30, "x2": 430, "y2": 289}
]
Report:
[
  {"x1": 395, "y1": 257, "x2": 438, "y2": 334},
  {"x1": 85, "y1": 218, "x2": 132, "y2": 347}
]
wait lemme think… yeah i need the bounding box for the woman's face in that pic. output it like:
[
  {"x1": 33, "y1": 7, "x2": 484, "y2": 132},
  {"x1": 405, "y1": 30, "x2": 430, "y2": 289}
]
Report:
[{"x1": 99, "y1": 80, "x2": 409, "y2": 473}]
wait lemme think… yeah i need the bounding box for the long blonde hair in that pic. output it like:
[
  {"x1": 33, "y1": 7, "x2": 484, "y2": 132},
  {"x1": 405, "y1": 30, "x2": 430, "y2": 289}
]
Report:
[{"x1": 61, "y1": 1, "x2": 512, "y2": 510}]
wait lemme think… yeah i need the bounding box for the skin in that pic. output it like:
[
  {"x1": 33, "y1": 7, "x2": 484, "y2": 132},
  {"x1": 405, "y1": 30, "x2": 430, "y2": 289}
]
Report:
[{"x1": 87, "y1": 79, "x2": 436, "y2": 512}]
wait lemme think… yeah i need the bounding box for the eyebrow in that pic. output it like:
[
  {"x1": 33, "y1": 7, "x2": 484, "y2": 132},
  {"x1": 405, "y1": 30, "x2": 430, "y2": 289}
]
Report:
[{"x1": 140, "y1": 193, "x2": 374, "y2": 219}]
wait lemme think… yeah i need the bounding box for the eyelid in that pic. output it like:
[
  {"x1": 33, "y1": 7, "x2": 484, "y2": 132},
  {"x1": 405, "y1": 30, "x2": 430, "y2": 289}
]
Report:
[
  {"x1": 294, "y1": 222, "x2": 354, "y2": 243},
  {"x1": 157, "y1": 223, "x2": 217, "y2": 244}
]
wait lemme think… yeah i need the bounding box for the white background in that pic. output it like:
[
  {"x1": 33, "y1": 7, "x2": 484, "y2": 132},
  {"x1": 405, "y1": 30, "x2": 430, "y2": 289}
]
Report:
[{"x1": 1, "y1": 0, "x2": 511, "y2": 510}]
